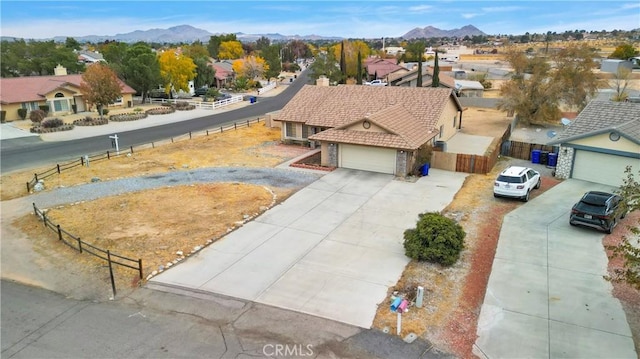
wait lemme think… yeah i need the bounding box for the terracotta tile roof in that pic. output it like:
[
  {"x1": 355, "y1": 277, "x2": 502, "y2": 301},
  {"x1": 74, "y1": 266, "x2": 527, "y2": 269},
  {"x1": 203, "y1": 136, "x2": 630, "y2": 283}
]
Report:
[
  {"x1": 549, "y1": 100, "x2": 640, "y2": 145},
  {"x1": 0, "y1": 74, "x2": 136, "y2": 105},
  {"x1": 279, "y1": 85, "x2": 460, "y2": 129},
  {"x1": 394, "y1": 67, "x2": 456, "y2": 88},
  {"x1": 309, "y1": 104, "x2": 439, "y2": 150},
  {"x1": 366, "y1": 60, "x2": 406, "y2": 78}
]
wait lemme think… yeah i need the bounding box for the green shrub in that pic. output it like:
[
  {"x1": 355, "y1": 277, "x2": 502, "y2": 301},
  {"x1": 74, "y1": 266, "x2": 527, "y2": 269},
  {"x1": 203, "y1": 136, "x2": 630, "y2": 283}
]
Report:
[
  {"x1": 403, "y1": 212, "x2": 465, "y2": 266},
  {"x1": 42, "y1": 118, "x2": 64, "y2": 128},
  {"x1": 29, "y1": 109, "x2": 46, "y2": 123},
  {"x1": 102, "y1": 108, "x2": 109, "y2": 116},
  {"x1": 133, "y1": 107, "x2": 143, "y2": 113},
  {"x1": 38, "y1": 105, "x2": 49, "y2": 115},
  {"x1": 17, "y1": 108, "x2": 28, "y2": 120},
  {"x1": 0, "y1": 110, "x2": 5, "y2": 123}
]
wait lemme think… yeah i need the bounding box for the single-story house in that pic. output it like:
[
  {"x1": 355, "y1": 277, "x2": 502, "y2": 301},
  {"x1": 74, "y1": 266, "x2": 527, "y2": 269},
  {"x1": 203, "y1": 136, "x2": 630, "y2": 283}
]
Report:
[
  {"x1": 548, "y1": 100, "x2": 640, "y2": 186},
  {"x1": 391, "y1": 66, "x2": 456, "y2": 89},
  {"x1": 0, "y1": 65, "x2": 136, "y2": 122},
  {"x1": 210, "y1": 60, "x2": 235, "y2": 88},
  {"x1": 600, "y1": 59, "x2": 634, "y2": 74},
  {"x1": 76, "y1": 50, "x2": 105, "y2": 64},
  {"x1": 274, "y1": 85, "x2": 464, "y2": 176},
  {"x1": 364, "y1": 58, "x2": 408, "y2": 82}
]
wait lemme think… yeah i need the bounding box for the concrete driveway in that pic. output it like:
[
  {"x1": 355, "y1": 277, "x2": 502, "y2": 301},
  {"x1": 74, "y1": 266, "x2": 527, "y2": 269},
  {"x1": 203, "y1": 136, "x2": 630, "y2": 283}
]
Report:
[
  {"x1": 150, "y1": 168, "x2": 467, "y2": 328},
  {"x1": 474, "y1": 179, "x2": 637, "y2": 358}
]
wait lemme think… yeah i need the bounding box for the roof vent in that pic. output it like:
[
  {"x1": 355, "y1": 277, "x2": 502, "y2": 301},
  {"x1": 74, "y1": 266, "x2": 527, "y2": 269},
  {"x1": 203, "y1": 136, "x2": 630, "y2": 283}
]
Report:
[{"x1": 54, "y1": 64, "x2": 67, "y2": 76}]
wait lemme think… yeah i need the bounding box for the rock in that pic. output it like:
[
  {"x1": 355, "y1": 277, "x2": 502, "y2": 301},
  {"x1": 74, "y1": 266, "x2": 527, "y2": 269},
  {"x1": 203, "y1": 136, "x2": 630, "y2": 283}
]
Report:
[
  {"x1": 166, "y1": 262, "x2": 173, "y2": 267},
  {"x1": 146, "y1": 274, "x2": 153, "y2": 281},
  {"x1": 227, "y1": 228, "x2": 232, "y2": 233},
  {"x1": 33, "y1": 182, "x2": 45, "y2": 192},
  {"x1": 126, "y1": 153, "x2": 132, "y2": 157},
  {"x1": 243, "y1": 214, "x2": 250, "y2": 220},
  {"x1": 176, "y1": 250, "x2": 183, "y2": 256},
  {"x1": 193, "y1": 245, "x2": 202, "y2": 251},
  {"x1": 91, "y1": 177, "x2": 101, "y2": 183},
  {"x1": 182, "y1": 164, "x2": 189, "y2": 168},
  {"x1": 206, "y1": 239, "x2": 212, "y2": 244},
  {"x1": 158, "y1": 265, "x2": 164, "y2": 271},
  {"x1": 234, "y1": 221, "x2": 244, "y2": 226},
  {"x1": 403, "y1": 333, "x2": 418, "y2": 344},
  {"x1": 151, "y1": 270, "x2": 158, "y2": 276},
  {"x1": 259, "y1": 206, "x2": 268, "y2": 211}
]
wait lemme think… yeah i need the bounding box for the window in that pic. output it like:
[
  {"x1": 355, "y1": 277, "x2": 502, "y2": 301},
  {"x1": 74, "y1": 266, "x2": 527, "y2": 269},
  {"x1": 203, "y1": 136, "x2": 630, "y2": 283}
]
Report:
[
  {"x1": 302, "y1": 125, "x2": 311, "y2": 139},
  {"x1": 439, "y1": 125, "x2": 444, "y2": 138},
  {"x1": 453, "y1": 115, "x2": 457, "y2": 127},
  {"x1": 21, "y1": 102, "x2": 39, "y2": 111},
  {"x1": 111, "y1": 97, "x2": 123, "y2": 105},
  {"x1": 285, "y1": 122, "x2": 297, "y2": 138},
  {"x1": 52, "y1": 99, "x2": 70, "y2": 112}
]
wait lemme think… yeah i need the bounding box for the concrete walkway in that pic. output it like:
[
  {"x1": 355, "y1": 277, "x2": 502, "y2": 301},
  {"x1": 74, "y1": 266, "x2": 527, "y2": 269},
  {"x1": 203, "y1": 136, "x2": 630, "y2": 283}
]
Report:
[
  {"x1": 151, "y1": 168, "x2": 468, "y2": 328},
  {"x1": 474, "y1": 179, "x2": 637, "y2": 358}
]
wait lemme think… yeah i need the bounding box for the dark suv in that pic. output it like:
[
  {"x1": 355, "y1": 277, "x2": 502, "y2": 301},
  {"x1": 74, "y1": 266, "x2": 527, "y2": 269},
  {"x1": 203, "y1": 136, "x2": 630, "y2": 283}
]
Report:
[{"x1": 570, "y1": 191, "x2": 627, "y2": 234}]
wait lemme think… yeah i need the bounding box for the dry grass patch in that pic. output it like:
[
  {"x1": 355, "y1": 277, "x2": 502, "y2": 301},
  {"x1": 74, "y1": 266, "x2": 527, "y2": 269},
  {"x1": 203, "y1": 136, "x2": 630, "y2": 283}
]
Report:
[
  {"x1": 1, "y1": 124, "x2": 310, "y2": 201},
  {"x1": 14, "y1": 183, "x2": 296, "y2": 289}
]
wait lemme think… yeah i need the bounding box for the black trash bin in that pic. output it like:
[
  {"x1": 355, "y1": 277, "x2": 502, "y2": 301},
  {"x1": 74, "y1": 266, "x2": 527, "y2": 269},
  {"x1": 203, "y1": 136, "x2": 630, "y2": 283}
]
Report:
[{"x1": 540, "y1": 151, "x2": 549, "y2": 165}]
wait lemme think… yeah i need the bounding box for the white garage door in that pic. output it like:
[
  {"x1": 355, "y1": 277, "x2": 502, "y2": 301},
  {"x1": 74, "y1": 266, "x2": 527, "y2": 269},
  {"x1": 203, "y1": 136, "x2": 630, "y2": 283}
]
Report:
[
  {"x1": 572, "y1": 150, "x2": 637, "y2": 186},
  {"x1": 339, "y1": 144, "x2": 396, "y2": 174}
]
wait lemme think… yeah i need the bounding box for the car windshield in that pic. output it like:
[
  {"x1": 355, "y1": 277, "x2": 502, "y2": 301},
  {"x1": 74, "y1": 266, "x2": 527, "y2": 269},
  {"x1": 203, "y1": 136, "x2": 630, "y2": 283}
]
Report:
[
  {"x1": 497, "y1": 175, "x2": 523, "y2": 183},
  {"x1": 575, "y1": 200, "x2": 607, "y2": 215}
]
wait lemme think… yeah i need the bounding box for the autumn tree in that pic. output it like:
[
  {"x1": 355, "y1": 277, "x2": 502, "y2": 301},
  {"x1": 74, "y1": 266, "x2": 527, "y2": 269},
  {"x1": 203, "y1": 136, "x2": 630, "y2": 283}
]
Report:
[
  {"x1": 332, "y1": 40, "x2": 372, "y2": 79},
  {"x1": 498, "y1": 46, "x2": 598, "y2": 125},
  {"x1": 79, "y1": 63, "x2": 122, "y2": 119},
  {"x1": 232, "y1": 55, "x2": 268, "y2": 80},
  {"x1": 183, "y1": 41, "x2": 215, "y2": 89},
  {"x1": 610, "y1": 67, "x2": 632, "y2": 102},
  {"x1": 218, "y1": 41, "x2": 244, "y2": 60},
  {"x1": 609, "y1": 43, "x2": 639, "y2": 59},
  {"x1": 121, "y1": 43, "x2": 162, "y2": 102},
  {"x1": 207, "y1": 33, "x2": 236, "y2": 59},
  {"x1": 158, "y1": 49, "x2": 197, "y2": 96}
]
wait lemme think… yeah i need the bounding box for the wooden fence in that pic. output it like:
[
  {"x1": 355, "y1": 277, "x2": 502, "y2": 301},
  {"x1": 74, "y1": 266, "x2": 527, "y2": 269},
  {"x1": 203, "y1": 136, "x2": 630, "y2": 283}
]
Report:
[
  {"x1": 501, "y1": 140, "x2": 558, "y2": 160},
  {"x1": 26, "y1": 117, "x2": 262, "y2": 193},
  {"x1": 430, "y1": 124, "x2": 511, "y2": 174},
  {"x1": 32, "y1": 203, "x2": 142, "y2": 297}
]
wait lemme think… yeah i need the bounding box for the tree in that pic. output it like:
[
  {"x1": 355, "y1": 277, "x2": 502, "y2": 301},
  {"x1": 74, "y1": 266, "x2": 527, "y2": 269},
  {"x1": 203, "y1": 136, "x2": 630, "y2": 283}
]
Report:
[
  {"x1": 262, "y1": 45, "x2": 282, "y2": 82},
  {"x1": 121, "y1": 43, "x2": 162, "y2": 102},
  {"x1": 356, "y1": 51, "x2": 363, "y2": 85},
  {"x1": 606, "y1": 166, "x2": 640, "y2": 290},
  {"x1": 332, "y1": 40, "x2": 372, "y2": 79},
  {"x1": 193, "y1": 57, "x2": 216, "y2": 89},
  {"x1": 609, "y1": 43, "x2": 639, "y2": 59},
  {"x1": 552, "y1": 44, "x2": 601, "y2": 112},
  {"x1": 100, "y1": 41, "x2": 129, "y2": 77},
  {"x1": 403, "y1": 212, "x2": 466, "y2": 266},
  {"x1": 79, "y1": 63, "x2": 122, "y2": 119},
  {"x1": 416, "y1": 60, "x2": 423, "y2": 87},
  {"x1": 339, "y1": 41, "x2": 346, "y2": 83},
  {"x1": 158, "y1": 49, "x2": 197, "y2": 96},
  {"x1": 232, "y1": 55, "x2": 268, "y2": 80},
  {"x1": 64, "y1": 37, "x2": 81, "y2": 50},
  {"x1": 432, "y1": 51, "x2": 440, "y2": 87},
  {"x1": 610, "y1": 67, "x2": 632, "y2": 102},
  {"x1": 308, "y1": 50, "x2": 341, "y2": 84},
  {"x1": 207, "y1": 34, "x2": 237, "y2": 59},
  {"x1": 256, "y1": 36, "x2": 271, "y2": 52},
  {"x1": 218, "y1": 41, "x2": 244, "y2": 60}
]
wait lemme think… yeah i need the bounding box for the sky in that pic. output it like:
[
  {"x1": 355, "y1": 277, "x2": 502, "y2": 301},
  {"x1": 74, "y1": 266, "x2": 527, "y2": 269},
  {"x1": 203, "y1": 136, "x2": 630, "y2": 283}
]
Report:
[{"x1": 1, "y1": 1, "x2": 639, "y2": 40}]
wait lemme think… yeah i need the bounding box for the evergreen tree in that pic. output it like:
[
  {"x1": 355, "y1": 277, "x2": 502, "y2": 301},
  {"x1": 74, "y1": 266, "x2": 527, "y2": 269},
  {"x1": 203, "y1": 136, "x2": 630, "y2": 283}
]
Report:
[
  {"x1": 432, "y1": 51, "x2": 440, "y2": 87},
  {"x1": 339, "y1": 41, "x2": 346, "y2": 84},
  {"x1": 356, "y1": 51, "x2": 362, "y2": 85},
  {"x1": 417, "y1": 60, "x2": 423, "y2": 87}
]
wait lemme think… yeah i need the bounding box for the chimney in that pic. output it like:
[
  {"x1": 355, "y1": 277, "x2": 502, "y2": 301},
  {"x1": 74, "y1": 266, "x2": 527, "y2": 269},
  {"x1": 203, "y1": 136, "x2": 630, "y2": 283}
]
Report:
[
  {"x1": 316, "y1": 75, "x2": 329, "y2": 87},
  {"x1": 54, "y1": 64, "x2": 67, "y2": 76}
]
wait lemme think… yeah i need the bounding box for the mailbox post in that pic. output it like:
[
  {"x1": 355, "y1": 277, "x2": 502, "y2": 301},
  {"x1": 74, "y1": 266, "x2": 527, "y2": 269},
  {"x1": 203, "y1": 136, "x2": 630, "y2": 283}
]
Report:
[{"x1": 109, "y1": 134, "x2": 120, "y2": 155}]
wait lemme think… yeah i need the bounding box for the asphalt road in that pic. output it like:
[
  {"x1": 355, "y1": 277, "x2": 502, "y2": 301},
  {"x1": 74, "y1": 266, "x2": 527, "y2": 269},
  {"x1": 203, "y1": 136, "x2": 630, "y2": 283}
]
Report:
[{"x1": 0, "y1": 70, "x2": 311, "y2": 174}]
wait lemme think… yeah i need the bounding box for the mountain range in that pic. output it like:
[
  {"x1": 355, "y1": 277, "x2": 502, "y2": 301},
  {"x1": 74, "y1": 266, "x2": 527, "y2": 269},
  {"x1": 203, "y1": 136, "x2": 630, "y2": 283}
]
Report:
[
  {"x1": 402, "y1": 25, "x2": 486, "y2": 39},
  {"x1": 2, "y1": 24, "x2": 487, "y2": 43}
]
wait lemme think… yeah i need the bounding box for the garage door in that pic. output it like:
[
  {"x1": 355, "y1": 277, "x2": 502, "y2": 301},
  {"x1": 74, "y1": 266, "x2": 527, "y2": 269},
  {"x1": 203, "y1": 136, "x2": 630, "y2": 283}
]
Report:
[
  {"x1": 339, "y1": 144, "x2": 396, "y2": 174},
  {"x1": 572, "y1": 150, "x2": 636, "y2": 186}
]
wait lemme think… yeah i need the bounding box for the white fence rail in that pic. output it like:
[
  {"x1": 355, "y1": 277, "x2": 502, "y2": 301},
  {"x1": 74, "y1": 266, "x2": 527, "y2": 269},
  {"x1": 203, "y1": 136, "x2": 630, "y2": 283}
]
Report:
[
  {"x1": 258, "y1": 82, "x2": 277, "y2": 95},
  {"x1": 148, "y1": 95, "x2": 243, "y2": 110}
]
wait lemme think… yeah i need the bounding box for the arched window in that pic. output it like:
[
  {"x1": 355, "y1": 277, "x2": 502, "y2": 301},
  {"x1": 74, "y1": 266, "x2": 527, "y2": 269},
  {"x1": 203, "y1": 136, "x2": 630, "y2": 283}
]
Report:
[{"x1": 55, "y1": 92, "x2": 65, "y2": 98}]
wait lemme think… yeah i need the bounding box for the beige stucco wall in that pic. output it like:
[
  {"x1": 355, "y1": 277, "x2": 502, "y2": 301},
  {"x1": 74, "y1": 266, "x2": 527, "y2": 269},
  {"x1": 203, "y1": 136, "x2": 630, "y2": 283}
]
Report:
[
  {"x1": 569, "y1": 133, "x2": 640, "y2": 153},
  {"x1": 320, "y1": 142, "x2": 330, "y2": 166},
  {"x1": 344, "y1": 120, "x2": 386, "y2": 133},
  {"x1": 437, "y1": 100, "x2": 460, "y2": 141},
  {"x1": 0, "y1": 103, "x2": 33, "y2": 122}
]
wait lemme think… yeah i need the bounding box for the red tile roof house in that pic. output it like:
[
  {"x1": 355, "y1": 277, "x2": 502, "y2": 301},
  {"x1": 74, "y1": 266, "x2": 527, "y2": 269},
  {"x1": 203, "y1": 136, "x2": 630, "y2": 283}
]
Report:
[
  {"x1": 274, "y1": 85, "x2": 464, "y2": 176},
  {"x1": 364, "y1": 58, "x2": 409, "y2": 82},
  {"x1": 0, "y1": 65, "x2": 136, "y2": 122}
]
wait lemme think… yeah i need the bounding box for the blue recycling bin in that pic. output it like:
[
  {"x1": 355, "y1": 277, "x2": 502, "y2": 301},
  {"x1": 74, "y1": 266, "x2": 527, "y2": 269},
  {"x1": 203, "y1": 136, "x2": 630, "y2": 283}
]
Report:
[
  {"x1": 421, "y1": 163, "x2": 430, "y2": 176},
  {"x1": 547, "y1": 152, "x2": 558, "y2": 167},
  {"x1": 531, "y1": 149, "x2": 541, "y2": 164},
  {"x1": 250, "y1": 96, "x2": 256, "y2": 104}
]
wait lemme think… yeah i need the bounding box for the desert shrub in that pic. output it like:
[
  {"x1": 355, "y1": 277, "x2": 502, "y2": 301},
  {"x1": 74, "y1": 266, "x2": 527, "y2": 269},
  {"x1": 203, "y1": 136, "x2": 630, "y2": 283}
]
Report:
[
  {"x1": 29, "y1": 109, "x2": 46, "y2": 123},
  {"x1": 109, "y1": 113, "x2": 147, "y2": 122},
  {"x1": 17, "y1": 108, "x2": 28, "y2": 120},
  {"x1": 403, "y1": 212, "x2": 465, "y2": 266},
  {"x1": 73, "y1": 116, "x2": 109, "y2": 126},
  {"x1": 133, "y1": 107, "x2": 143, "y2": 113},
  {"x1": 41, "y1": 118, "x2": 64, "y2": 128},
  {"x1": 102, "y1": 109, "x2": 109, "y2": 116},
  {"x1": 411, "y1": 145, "x2": 433, "y2": 176},
  {"x1": 146, "y1": 106, "x2": 175, "y2": 115},
  {"x1": 38, "y1": 105, "x2": 49, "y2": 115}
]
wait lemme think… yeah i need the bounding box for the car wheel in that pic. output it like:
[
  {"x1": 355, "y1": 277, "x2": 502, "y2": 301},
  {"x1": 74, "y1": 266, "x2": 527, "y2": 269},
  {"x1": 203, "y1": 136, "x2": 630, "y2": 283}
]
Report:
[
  {"x1": 493, "y1": 193, "x2": 498, "y2": 198},
  {"x1": 569, "y1": 220, "x2": 576, "y2": 226},
  {"x1": 523, "y1": 190, "x2": 530, "y2": 202},
  {"x1": 535, "y1": 178, "x2": 541, "y2": 189},
  {"x1": 606, "y1": 219, "x2": 616, "y2": 234}
]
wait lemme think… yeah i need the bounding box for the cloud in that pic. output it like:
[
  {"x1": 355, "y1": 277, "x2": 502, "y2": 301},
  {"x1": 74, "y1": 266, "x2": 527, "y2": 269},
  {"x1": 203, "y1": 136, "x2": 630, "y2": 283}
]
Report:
[
  {"x1": 481, "y1": 6, "x2": 524, "y2": 13},
  {"x1": 462, "y1": 13, "x2": 479, "y2": 19},
  {"x1": 408, "y1": 5, "x2": 432, "y2": 13},
  {"x1": 620, "y1": 3, "x2": 640, "y2": 9}
]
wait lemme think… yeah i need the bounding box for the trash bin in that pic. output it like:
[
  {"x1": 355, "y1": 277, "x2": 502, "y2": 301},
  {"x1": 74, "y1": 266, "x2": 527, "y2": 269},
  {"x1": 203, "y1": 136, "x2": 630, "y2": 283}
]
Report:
[
  {"x1": 540, "y1": 151, "x2": 549, "y2": 165},
  {"x1": 421, "y1": 163, "x2": 430, "y2": 176},
  {"x1": 250, "y1": 96, "x2": 256, "y2": 104},
  {"x1": 289, "y1": 78, "x2": 293, "y2": 82},
  {"x1": 531, "y1": 149, "x2": 541, "y2": 164},
  {"x1": 547, "y1": 152, "x2": 558, "y2": 167}
]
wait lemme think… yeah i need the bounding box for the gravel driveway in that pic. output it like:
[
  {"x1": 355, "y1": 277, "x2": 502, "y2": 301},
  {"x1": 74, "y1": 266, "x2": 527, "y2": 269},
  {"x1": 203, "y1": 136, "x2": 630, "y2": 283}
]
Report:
[{"x1": 26, "y1": 167, "x2": 322, "y2": 209}]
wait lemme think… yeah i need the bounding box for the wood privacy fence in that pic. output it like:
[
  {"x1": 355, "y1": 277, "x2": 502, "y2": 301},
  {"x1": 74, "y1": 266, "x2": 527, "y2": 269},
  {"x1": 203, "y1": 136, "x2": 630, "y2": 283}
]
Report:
[
  {"x1": 501, "y1": 140, "x2": 558, "y2": 160},
  {"x1": 430, "y1": 125, "x2": 512, "y2": 174},
  {"x1": 26, "y1": 117, "x2": 262, "y2": 193},
  {"x1": 32, "y1": 203, "x2": 142, "y2": 296}
]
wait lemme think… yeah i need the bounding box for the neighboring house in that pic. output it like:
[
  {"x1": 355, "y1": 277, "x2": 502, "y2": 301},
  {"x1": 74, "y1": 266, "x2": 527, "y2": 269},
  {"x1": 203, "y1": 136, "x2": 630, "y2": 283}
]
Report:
[
  {"x1": 548, "y1": 100, "x2": 640, "y2": 186},
  {"x1": 453, "y1": 79, "x2": 485, "y2": 97},
  {"x1": 364, "y1": 58, "x2": 407, "y2": 82},
  {"x1": 0, "y1": 65, "x2": 136, "y2": 122},
  {"x1": 210, "y1": 60, "x2": 235, "y2": 88},
  {"x1": 76, "y1": 50, "x2": 105, "y2": 64},
  {"x1": 383, "y1": 47, "x2": 405, "y2": 56},
  {"x1": 391, "y1": 66, "x2": 457, "y2": 90},
  {"x1": 274, "y1": 85, "x2": 464, "y2": 176},
  {"x1": 600, "y1": 59, "x2": 634, "y2": 74}
]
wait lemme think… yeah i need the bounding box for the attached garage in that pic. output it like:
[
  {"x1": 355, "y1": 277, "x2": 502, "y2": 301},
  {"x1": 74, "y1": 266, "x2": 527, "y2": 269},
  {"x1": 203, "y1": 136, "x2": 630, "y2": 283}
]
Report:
[
  {"x1": 339, "y1": 144, "x2": 396, "y2": 174},
  {"x1": 572, "y1": 150, "x2": 634, "y2": 186}
]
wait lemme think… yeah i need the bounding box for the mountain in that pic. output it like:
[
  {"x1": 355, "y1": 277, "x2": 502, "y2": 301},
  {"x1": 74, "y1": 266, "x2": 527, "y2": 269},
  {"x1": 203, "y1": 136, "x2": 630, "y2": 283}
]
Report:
[
  {"x1": 402, "y1": 25, "x2": 486, "y2": 39},
  {"x1": 44, "y1": 25, "x2": 341, "y2": 44}
]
